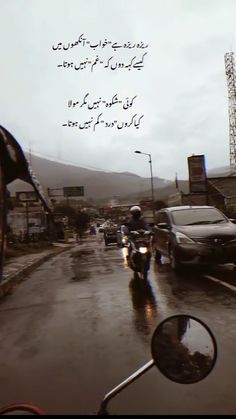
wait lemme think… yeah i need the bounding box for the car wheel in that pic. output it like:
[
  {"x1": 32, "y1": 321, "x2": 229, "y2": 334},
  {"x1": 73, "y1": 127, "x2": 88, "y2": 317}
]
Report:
[{"x1": 169, "y1": 247, "x2": 183, "y2": 273}]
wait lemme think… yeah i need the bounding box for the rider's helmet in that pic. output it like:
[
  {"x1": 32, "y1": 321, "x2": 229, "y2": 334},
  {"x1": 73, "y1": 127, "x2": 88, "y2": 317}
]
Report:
[{"x1": 130, "y1": 205, "x2": 142, "y2": 219}]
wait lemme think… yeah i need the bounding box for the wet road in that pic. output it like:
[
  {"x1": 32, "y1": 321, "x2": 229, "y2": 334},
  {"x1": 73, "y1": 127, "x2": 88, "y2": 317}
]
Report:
[{"x1": 0, "y1": 235, "x2": 236, "y2": 414}]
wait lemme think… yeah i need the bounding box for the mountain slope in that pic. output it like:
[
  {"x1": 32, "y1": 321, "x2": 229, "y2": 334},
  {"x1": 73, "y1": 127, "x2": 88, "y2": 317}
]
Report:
[{"x1": 7, "y1": 153, "x2": 172, "y2": 200}]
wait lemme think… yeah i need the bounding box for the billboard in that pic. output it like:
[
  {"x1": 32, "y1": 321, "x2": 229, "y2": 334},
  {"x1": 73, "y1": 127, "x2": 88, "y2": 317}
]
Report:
[
  {"x1": 63, "y1": 186, "x2": 84, "y2": 197},
  {"x1": 188, "y1": 155, "x2": 207, "y2": 193},
  {"x1": 16, "y1": 191, "x2": 39, "y2": 202}
]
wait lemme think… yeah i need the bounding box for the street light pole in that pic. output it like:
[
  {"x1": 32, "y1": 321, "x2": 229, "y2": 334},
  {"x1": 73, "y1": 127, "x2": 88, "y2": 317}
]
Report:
[{"x1": 134, "y1": 150, "x2": 155, "y2": 222}]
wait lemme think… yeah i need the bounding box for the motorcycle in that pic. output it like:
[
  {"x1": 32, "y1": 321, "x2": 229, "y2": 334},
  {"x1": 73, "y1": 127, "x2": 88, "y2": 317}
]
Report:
[
  {"x1": 127, "y1": 229, "x2": 152, "y2": 279},
  {"x1": 0, "y1": 314, "x2": 217, "y2": 415}
]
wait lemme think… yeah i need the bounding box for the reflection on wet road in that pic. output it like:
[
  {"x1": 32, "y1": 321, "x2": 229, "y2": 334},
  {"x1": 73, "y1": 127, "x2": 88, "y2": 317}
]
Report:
[
  {"x1": 129, "y1": 275, "x2": 158, "y2": 336},
  {"x1": 0, "y1": 236, "x2": 236, "y2": 414}
]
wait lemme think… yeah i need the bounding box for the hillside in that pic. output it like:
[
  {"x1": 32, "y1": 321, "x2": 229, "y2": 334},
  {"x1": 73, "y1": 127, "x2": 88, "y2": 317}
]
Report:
[
  {"x1": 7, "y1": 153, "x2": 172, "y2": 201},
  {"x1": 7, "y1": 153, "x2": 231, "y2": 203}
]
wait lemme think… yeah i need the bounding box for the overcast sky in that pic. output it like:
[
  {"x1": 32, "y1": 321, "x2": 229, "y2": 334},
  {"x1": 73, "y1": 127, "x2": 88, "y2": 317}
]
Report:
[{"x1": 1, "y1": 0, "x2": 236, "y2": 180}]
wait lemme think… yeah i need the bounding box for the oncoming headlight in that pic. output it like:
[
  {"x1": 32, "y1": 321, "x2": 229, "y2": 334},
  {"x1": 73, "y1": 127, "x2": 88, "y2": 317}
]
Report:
[{"x1": 175, "y1": 232, "x2": 195, "y2": 244}]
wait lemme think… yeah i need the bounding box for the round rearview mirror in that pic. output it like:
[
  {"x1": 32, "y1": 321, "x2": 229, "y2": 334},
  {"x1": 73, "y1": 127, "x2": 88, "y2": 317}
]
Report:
[
  {"x1": 0, "y1": 403, "x2": 46, "y2": 415},
  {"x1": 151, "y1": 315, "x2": 217, "y2": 384}
]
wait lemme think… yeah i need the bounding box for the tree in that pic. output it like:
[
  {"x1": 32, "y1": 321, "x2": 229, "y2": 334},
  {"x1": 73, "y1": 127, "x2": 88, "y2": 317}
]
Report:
[
  {"x1": 75, "y1": 210, "x2": 90, "y2": 238},
  {"x1": 154, "y1": 200, "x2": 167, "y2": 210}
]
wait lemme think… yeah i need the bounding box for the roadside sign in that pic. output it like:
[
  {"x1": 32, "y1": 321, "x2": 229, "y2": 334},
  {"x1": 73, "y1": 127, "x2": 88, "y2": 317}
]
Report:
[
  {"x1": 63, "y1": 186, "x2": 84, "y2": 197},
  {"x1": 16, "y1": 191, "x2": 39, "y2": 202},
  {"x1": 188, "y1": 155, "x2": 207, "y2": 193}
]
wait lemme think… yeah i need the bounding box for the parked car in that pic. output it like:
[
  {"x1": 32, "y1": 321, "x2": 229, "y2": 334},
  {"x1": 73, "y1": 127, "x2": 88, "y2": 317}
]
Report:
[{"x1": 152, "y1": 205, "x2": 236, "y2": 272}]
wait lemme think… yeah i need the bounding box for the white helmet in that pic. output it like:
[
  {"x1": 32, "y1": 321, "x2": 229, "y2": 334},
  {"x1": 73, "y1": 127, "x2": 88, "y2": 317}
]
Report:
[{"x1": 130, "y1": 205, "x2": 142, "y2": 219}]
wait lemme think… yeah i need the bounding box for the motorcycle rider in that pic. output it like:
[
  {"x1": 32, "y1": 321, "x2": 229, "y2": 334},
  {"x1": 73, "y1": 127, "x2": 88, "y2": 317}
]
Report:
[
  {"x1": 126, "y1": 206, "x2": 150, "y2": 233},
  {"x1": 124, "y1": 206, "x2": 151, "y2": 272}
]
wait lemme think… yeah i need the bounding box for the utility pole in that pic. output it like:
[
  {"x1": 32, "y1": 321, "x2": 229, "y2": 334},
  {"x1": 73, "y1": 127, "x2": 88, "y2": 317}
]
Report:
[{"x1": 135, "y1": 151, "x2": 155, "y2": 222}]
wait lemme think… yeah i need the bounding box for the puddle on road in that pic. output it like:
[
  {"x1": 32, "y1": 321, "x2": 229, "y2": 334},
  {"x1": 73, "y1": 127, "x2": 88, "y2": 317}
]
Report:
[
  {"x1": 70, "y1": 247, "x2": 95, "y2": 282},
  {"x1": 71, "y1": 272, "x2": 91, "y2": 282},
  {"x1": 71, "y1": 262, "x2": 91, "y2": 282},
  {"x1": 103, "y1": 246, "x2": 118, "y2": 252},
  {"x1": 70, "y1": 249, "x2": 95, "y2": 258}
]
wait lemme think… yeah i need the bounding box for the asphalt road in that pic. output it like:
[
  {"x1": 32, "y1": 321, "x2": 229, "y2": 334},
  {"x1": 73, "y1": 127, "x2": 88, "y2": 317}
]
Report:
[{"x1": 0, "y1": 234, "x2": 236, "y2": 414}]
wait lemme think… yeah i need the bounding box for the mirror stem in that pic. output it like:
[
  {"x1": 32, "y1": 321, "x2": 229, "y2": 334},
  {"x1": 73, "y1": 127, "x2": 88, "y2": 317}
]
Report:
[{"x1": 98, "y1": 359, "x2": 154, "y2": 415}]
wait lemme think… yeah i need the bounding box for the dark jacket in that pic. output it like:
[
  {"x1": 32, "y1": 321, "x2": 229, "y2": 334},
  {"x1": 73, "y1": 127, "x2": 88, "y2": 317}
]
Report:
[{"x1": 127, "y1": 217, "x2": 149, "y2": 232}]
